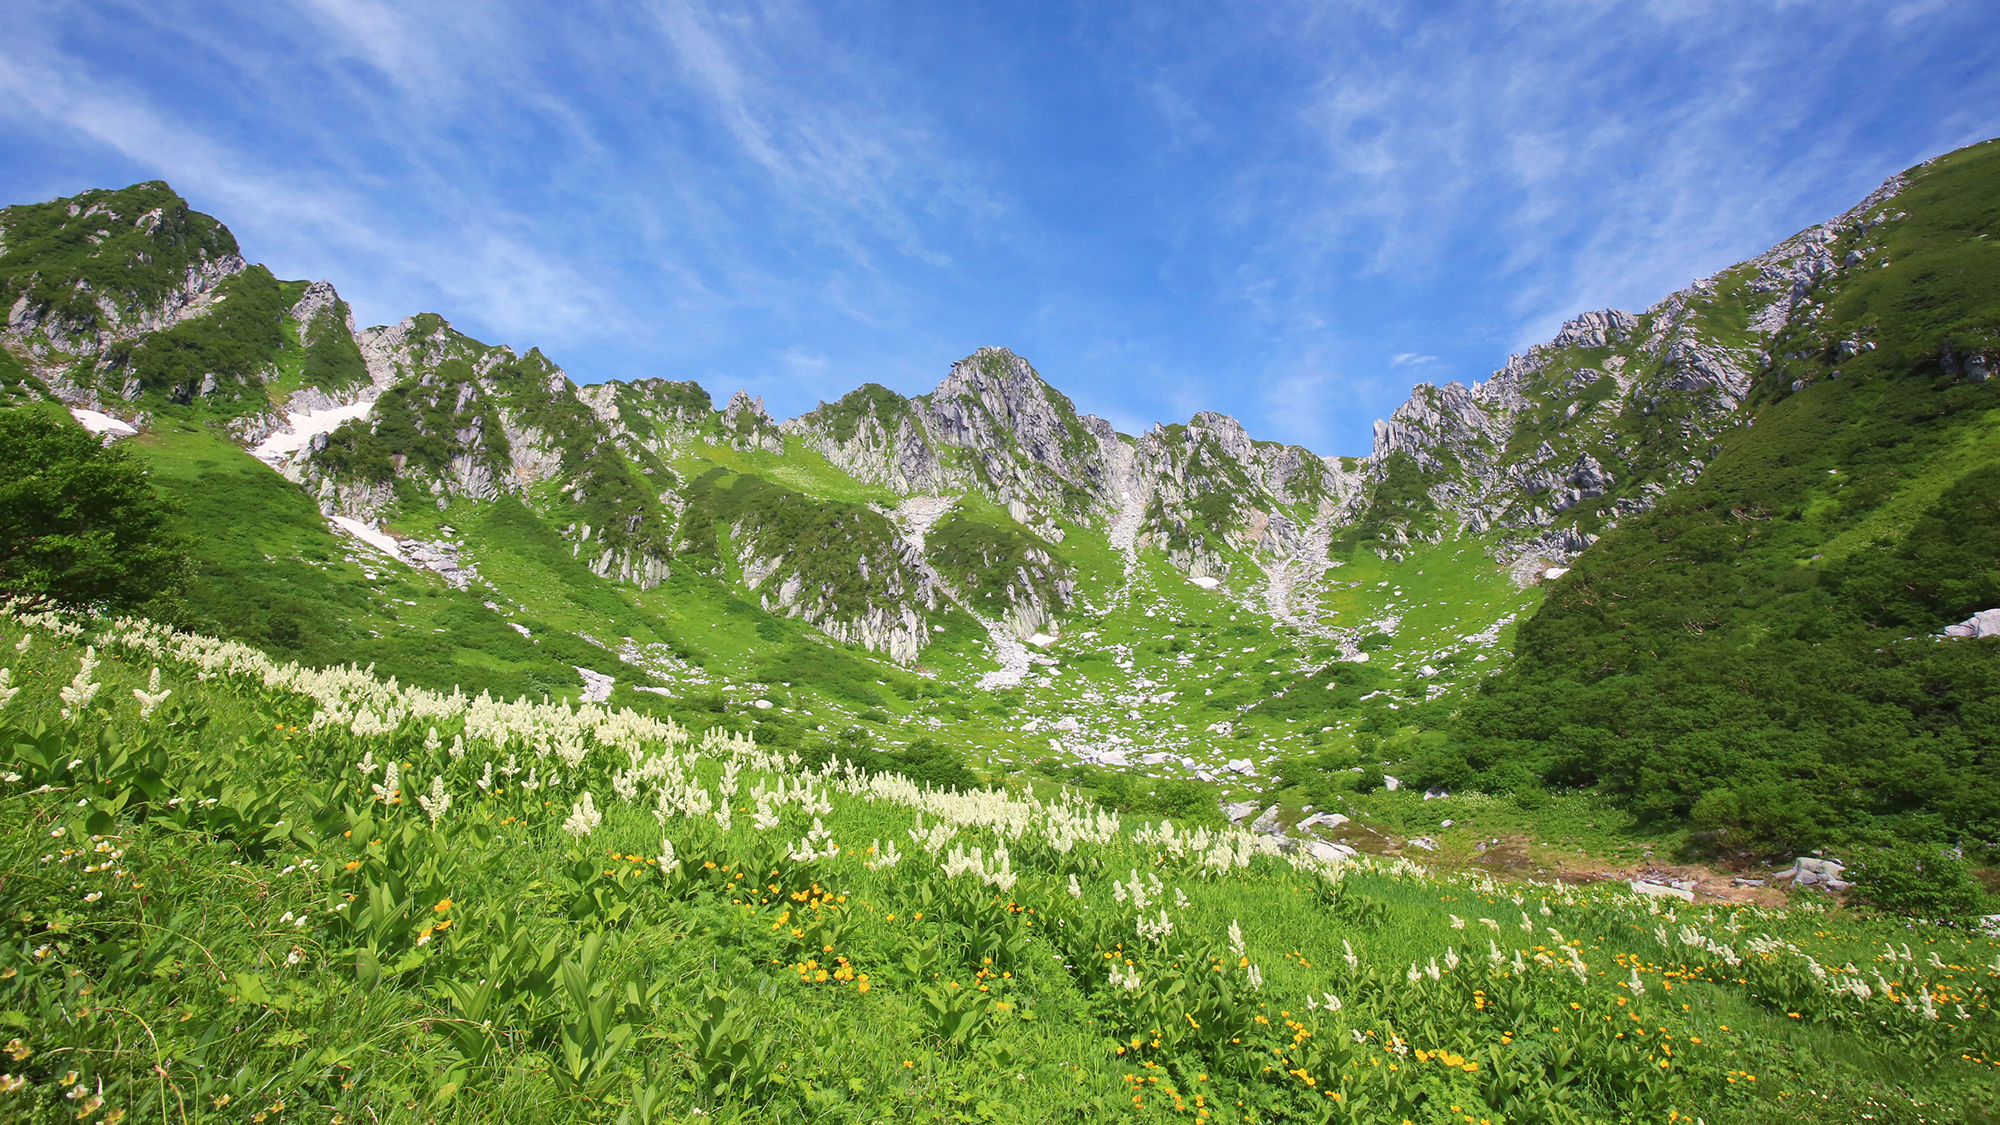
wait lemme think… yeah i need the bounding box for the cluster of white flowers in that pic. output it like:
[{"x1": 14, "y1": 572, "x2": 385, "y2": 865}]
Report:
[
  {"x1": 908, "y1": 817, "x2": 958, "y2": 856},
  {"x1": 0, "y1": 667, "x2": 19, "y2": 710},
  {"x1": 58, "y1": 647, "x2": 101, "y2": 719},
  {"x1": 1135, "y1": 908, "x2": 1173, "y2": 945},
  {"x1": 1111, "y1": 868, "x2": 1163, "y2": 909},
  {"x1": 562, "y1": 792, "x2": 603, "y2": 837},
  {"x1": 939, "y1": 842, "x2": 1016, "y2": 892},
  {"x1": 418, "y1": 775, "x2": 452, "y2": 826},
  {"x1": 131, "y1": 666, "x2": 171, "y2": 718},
  {"x1": 789, "y1": 817, "x2": 840, "y2": 863},
  {"x1": 864, "y1": 838, "x2": 902, "y2": 870}
]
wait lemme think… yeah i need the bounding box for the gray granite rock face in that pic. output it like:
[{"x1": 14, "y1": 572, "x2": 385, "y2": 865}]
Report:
[{"x1": 1348, "y1": 172, "x2": 1917, "y2": 573}]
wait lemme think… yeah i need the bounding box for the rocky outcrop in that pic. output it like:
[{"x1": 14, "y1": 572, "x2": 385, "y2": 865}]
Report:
[
  {"x1": 721, "y1": 389, "x2": 784, "y2": 453},
  {"x1": 1, "y1": 183, "x2": 249, "y2": 397}
]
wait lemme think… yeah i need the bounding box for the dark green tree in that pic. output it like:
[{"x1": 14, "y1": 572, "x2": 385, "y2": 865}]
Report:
[{"x1": 0, "y1": 410, "x2": 189, "y2": 614}]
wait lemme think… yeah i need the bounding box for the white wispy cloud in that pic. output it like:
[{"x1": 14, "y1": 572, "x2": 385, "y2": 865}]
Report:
[{"x1": 1121, "y1": 0, "x2": 2000, "y2": 444}]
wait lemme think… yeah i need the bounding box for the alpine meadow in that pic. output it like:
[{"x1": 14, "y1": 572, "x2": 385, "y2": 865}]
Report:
[{"x1": 4, "y1": 112, "x2": 2000, "y2": 1125}]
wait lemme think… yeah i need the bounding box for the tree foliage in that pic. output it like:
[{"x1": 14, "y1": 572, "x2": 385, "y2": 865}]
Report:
[{"x1": 0, "y1": 410, "x2": 189, "y2": 614}]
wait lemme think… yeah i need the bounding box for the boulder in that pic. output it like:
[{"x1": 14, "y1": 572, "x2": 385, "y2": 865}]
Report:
[
  {"x1": 1250, "y1": 806, "x2": 1283, "y2": 835},
  {"x1": 1298, "y1": 812, "x2": 1351, "y2": 830},
  {"x1": 1298, "y1": 839, "x2": 1359, "y2": 863},
  {"x1": 1223, "y1": 801, "x2": 1259, "y2": 823},
  {"x1": 1630, "y1": 880, "x2": 1695, "y2": 902},
  {"x1": 1941, "y1": 609, "x2": 2000, "y2": 639}
]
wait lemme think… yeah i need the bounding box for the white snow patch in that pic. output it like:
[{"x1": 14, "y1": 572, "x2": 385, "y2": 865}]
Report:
[
  {"x1": 251, "y1": 400, "x2": 374, "y2": 466},
  {"x1": 330, "y1": 516, "x2": 407, "y2": 562},
  {"x1": 1542, "y1": 566, "x2": 1570, "y2": 580},
  {"x1": 1026, "y1": 632, "x2": 1058, "y2": 647},
  {"x1": 69, "y1": 408, "x2": 137, "y2": 437},
  {"x1": 1189, "y1": 575, "x2": 1222, "y2": 590}
]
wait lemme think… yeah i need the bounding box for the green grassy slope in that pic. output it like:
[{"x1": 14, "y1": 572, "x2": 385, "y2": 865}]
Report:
[
  {"x1": 2, "y1": 610, "x2": 1995, "y2": 1124},
  {"x1": 1401, "y1": 141, "x2": 2000, "y2": 855}
]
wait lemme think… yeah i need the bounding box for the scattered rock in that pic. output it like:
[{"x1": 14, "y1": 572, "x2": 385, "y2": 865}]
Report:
[
  {"x1": 1223, "y1": 801, "x2": 1260, "y2": 823},
  {"x1": 575, "y1": 667, "x2": 615, "y2": 704},
  {"x1": 1773, "y1": 856, "x2": 1847, "y2": 888},
  {"x1": 1629, "y1": 880, "x2": 1695, "y2": 902},
  {"x1": 1297, "y1": 812, "x2": 1350, "y2": 830}
]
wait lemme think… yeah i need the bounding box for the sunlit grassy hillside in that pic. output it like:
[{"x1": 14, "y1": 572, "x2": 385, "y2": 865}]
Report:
[{"x1": 2, "y1": 608, "x2": 1996, "y2": 1124}]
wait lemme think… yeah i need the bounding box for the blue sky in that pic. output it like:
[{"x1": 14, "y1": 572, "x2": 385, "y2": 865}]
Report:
[{"x1": 4, "y1": 1, "x2": 1997, "y2": 455}]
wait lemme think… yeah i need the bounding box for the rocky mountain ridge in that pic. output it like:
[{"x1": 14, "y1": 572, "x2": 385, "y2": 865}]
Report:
[
  {"x1": 4, "y1": 151, "x2": 1987, "y2": 666},
  {"x1": 1357, "y1": 167, "x2": 1935, "y2": 573}
]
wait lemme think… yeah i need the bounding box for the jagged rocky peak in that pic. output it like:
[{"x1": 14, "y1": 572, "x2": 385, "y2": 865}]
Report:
[
  {"x1": 576, "y1": 377, "x2": 715, "y2": 444},
  {"x1": 287, "y1": 280, "x2": 353, "y2": 337},
  {"x1": 0, "y1": 180, "x2": 246, "y2": 366},
  {"x1": 721, "y1": 388, "x2": 783, "y2": 452},
  {"x1": 785, "y1": 383, "x2": 952, "y2": 494},
  {"x1": 916, "y1": 347, "x2": 1119, "y2": 517},
  {"x1": 1549, "y1": 309, "x2": 1638, "y2": 350},
  {"x1": 921, "y1": 346, "x2": 1101, "y2": 450}
]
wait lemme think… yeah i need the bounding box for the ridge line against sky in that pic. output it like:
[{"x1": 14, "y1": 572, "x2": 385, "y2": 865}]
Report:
[{"x1": 2, "y1": 0, "x2": 1997, "y2": 456}]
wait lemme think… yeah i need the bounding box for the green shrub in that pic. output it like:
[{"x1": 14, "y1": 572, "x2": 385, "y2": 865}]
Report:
[
  {"x1": 0, "y1": 410, "x2": 190, "y2": 615},
  {"x1": 1846, "y1": 841, "x2": 1992, "y2": 924}
]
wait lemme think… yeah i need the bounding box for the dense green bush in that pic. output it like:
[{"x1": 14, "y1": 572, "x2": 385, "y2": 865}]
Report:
[
  {"x1": 0, "y1": 410, "x2": 189, "y2": 615},
  {"x1": 1846, "y1": 842, "x2": 1993, "y2": 925}
]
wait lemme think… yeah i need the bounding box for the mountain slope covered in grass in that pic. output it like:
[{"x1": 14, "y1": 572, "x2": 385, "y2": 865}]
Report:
[
  {"x1": 1, "y1": 140, "x2": 1998, "y2": 877},
  {"x1": 1, "y1": 608, "x2": 1996, "y2": 1124}
]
